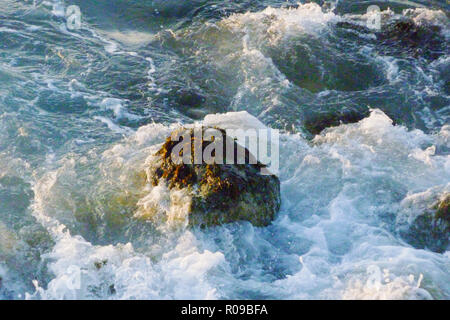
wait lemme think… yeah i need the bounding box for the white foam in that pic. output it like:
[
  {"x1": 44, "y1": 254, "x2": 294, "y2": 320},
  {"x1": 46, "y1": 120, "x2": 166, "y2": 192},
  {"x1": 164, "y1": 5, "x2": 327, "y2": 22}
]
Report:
[
  {"x1": 26, "y1": 228, "x2": 225, "y2": 299},
  {"x1": 203, "y1": 111, "x2": 267, "y2": 130},
  {"x1": 397, "y1": 185, "x2": 450, "y2": 226},
  {"x1": 29, "y1": 108, "x2": 450, "y2": 300},
  {"x1": 93, "y1": 116, "x2": 134, "y2": 135},
  {"x1": 341, "y1": 266, "x2": 432, "y2": 300},
  {"x1": 222, "y1": 3, "x2": 340, "y2": 44},
  {"x1": 99, "y1": 98, "x2": 141, "y2": 121},
  {"x1": 403, "y1": 8, "x2": 448, "y2": 27}
]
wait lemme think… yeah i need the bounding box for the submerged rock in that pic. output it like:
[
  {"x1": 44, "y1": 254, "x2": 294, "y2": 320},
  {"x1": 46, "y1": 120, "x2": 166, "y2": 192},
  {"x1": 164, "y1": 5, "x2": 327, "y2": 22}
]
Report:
[
  {"x1": 147, "y1": 126, "x2": 281, "y2": 228},
  {"x1": 337, "y1": 17, "x2": 447, "y2": 61},
  {"x1": 376, "y1": 19, "x2": 446, "y2": 60},
  {"x1": 398, "y1": 192, "x2": 450, "y2": 253}
]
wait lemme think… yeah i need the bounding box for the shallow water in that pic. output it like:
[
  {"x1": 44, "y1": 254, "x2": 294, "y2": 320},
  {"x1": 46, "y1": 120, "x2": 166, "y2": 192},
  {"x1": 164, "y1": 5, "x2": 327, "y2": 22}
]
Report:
[{"x1": 0, "y1": 0, "x2": 449, "y2": 299}]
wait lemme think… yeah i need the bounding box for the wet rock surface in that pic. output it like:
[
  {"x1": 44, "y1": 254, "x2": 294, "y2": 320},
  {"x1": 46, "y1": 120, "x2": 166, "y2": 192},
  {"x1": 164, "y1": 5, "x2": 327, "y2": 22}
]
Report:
[
  {"x1": 148, "y1": 126, "x2": 281, "y2": 227},
  {"x1": 398, "y1": 193, "x2": 450, "y2": 253},
  {"x1": 302, "y1": 107, "x2": 370, "y2": 135}
]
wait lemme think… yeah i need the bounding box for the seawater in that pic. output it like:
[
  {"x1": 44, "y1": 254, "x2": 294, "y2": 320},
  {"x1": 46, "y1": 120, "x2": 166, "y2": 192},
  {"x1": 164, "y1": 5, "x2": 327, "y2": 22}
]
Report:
[{"x1": 0, "y1": 0, "x2": 448, "y2": 299}]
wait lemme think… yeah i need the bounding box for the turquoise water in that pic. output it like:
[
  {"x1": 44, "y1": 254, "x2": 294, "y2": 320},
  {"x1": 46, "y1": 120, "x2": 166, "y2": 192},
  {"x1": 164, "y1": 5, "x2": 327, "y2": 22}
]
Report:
[{"x1": 0, "y1": 0, "x2": 449, "y2": 299}]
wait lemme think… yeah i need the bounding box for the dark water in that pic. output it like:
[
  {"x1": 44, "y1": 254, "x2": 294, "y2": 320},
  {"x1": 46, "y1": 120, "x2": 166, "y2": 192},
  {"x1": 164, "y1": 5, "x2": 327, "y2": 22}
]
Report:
[{"x1": 0, "y1": 0, "x2": 449, "y2": 299}]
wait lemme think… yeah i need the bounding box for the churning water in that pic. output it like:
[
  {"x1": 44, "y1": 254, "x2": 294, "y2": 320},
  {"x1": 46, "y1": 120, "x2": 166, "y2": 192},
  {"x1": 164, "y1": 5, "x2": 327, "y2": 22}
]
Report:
[{"x1": 0, "y1": 0, "x2": 449, "y2": 299}]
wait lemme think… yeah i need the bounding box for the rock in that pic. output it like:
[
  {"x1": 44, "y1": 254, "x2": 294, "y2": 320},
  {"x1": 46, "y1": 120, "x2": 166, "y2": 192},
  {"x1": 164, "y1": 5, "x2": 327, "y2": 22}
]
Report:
[
  {"x1": 167, "y1": 87, "x2": 213, "y2": 119},
  {"x1": 435, "y1": 194, "x2": 450, "y2": 225},
  {"x1": 147, "y1": 126, "x2": 281, "y2": 228},
  {"x1": 398, "y1": 192, "x2": 449, "y2": 253},
  {"x1": 303, "y1": 107, "x2": 370, "y2": 136},
  {"x1": 174, "y1": 88, "x2": 206, "y2": 109},
  {"x1": 376, "y1": 19, "x2": 446, "y2": 60},
  {"x1": 337, "y1": 18, "x2": 446, "y2": 61}
]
